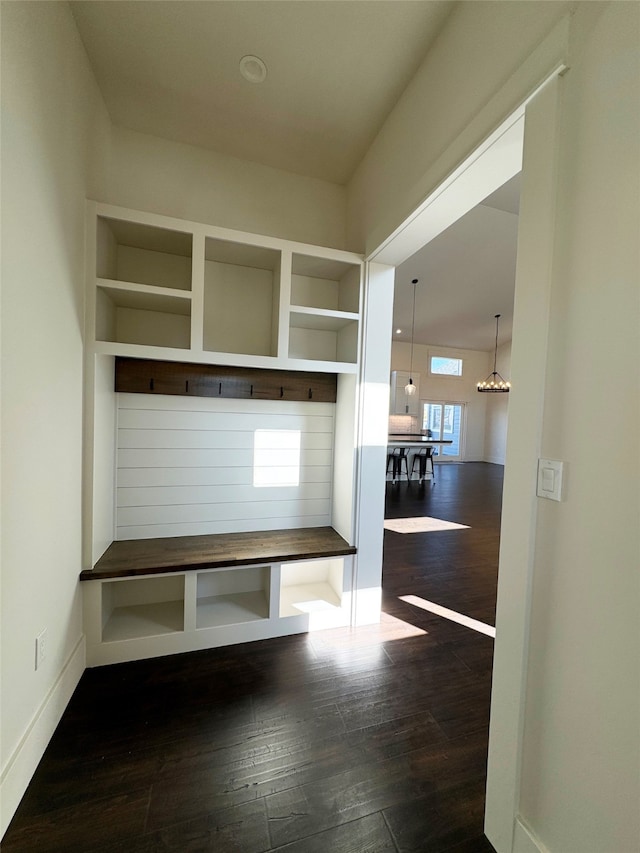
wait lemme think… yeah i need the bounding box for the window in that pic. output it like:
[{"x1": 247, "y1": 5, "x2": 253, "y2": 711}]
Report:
[{"x1": 430, "y1": 355, "x2": 463, "y2": 376}]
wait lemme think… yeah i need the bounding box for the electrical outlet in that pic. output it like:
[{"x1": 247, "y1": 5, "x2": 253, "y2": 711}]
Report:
[{"x1": 35, "y1": 629, "x2": 47, "y2": 670}]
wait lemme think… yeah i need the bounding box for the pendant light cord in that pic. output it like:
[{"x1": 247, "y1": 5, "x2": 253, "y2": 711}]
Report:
[
  {"x1": 409, "y1": 279, "x2": 417, "y2": 381},
  {"x1": 493, "y1": 314, "x2": 500, "y2": 373}
]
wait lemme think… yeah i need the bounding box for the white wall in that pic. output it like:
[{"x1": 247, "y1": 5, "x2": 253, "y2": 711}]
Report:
[
  {"x1": 517, "y1": 5, "x2": 639, "y2": 851},
  {"x1": 390, "y1": 341, "x2": 490, "y2": 460},
  {"x1": 0, "y1": 1, "x2": 110, "y2": 834},
  {"x1": 352, "y1": 2, "x2": 639, "y2": 851},
  {"x1": 484, "y1": 341, "x2": 511, "y2": 465},
  {"x1": 105, "y1": 126, "x2": 347, "y2": 250}
]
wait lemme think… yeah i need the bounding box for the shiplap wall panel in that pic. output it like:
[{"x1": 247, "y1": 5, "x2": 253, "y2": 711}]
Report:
[
  {"x1": 121, "y1": 515, "x2": 332, "y2": 541},
  {"x1": 117, "y1": 429, "x2": 333, "y2": 451},
  {"x1": 118, "y1": 409, "x2": 334, "y2": 433},
  {"x1": 116, "y1": 466, "x2": 330, "y2": 488},
  {"x1": 118, "y1": 499, "x2": 331, "y2": 527},
  {"x1": 116, "y1": 394, "x2": 335, "y2": 540},
  {"x1": 118, "y1": 448, "x2": 332, "y2": 469},
  {"x1": 117, "y1": 482, "x2": 331, "y2": 507}
]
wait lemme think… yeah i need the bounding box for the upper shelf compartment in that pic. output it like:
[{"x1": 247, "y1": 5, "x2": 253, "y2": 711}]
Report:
[
  {"x1": 288, "y1": 254, "x2": 361, "y2": 365},
  {"x1": 95, "y1": 217, "x2": 193, "y2": 350},
  {"x1": 203, "y1": 238, "x2": 281, "y2": 358},
  {"x1": 97, "y1": 217, "x2": 193, "y2": 291}
]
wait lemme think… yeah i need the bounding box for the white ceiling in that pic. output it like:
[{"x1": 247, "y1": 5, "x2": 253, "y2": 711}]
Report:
[
  {"x1": 70, "y1": 0, "x2": 454, "y2": 185},
  {"x1": 393, "y1": 174, "x2": 521, "y2": 351}
]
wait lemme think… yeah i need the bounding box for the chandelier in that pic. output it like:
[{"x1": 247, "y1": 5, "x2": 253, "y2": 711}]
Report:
[{"x1": 477, "y1": 314, "x2": 510, "y2": 392}]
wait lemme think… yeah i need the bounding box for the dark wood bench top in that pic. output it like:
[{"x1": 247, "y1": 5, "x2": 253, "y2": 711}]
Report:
[{"x1": 80, "y1": 527, "x2": 356, "y2": 581}]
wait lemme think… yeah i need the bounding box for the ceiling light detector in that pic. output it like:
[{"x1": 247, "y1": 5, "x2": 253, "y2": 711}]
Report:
[{"x1": 239, "y1": 55, "x2": 267, "y2": 84}]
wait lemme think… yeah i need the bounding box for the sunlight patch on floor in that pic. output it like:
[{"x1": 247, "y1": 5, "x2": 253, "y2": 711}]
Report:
[
  {"x1": 384, "y1": 516, "x2": 470, "y2": 534},
  {"x1": 399, "y1": 594, "x2": 496, "y2": 638},
  {"x1": 311, "y1": 611, "x2": 427, "y2": 650}
]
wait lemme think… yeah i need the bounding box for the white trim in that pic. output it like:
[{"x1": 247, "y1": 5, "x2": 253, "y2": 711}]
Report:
[
  {"x1": 513, "y1": 817, "x2": 550, "y2": 853},
  {"x1": 484, "y1": 75, "x2": 563, "y2": 853},
  {"x1": 364, "y1": 16, "x2": 570, "y2": 264},
  {"x1": 368, "y1": 111, "x2": 525, "y2": 267},
  {"x1": 420, "y1": 399, "x2": 466, "y2": 463},
  {"x1": 484, "y1": 455, "x2": 505, "y2": 466},
  {"x1": 1, "y1": 636, "x2": 86, "y2": 838}
]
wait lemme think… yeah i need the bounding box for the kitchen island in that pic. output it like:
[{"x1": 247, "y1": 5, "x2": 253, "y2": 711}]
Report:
[{"x1": 387, "y1": 435, "x2": 453, "y2": 482}]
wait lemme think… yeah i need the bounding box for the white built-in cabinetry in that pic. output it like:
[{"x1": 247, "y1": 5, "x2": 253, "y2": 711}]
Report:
[
  {"x1": 83, "y1": 202, "x2": 364, "y2": 666},
  {"x1": 83, "y1": 556, "x2": 352, "y2": 666},
  {"x1": 91, "y1": 205, "x2": 362, "y2": 370}
]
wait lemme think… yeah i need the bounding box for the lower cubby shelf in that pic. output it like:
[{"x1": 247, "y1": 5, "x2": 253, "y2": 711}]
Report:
[
  {"x1": 82, "y1": 532, "x2": 355, "y2": 666},
  {"x1": 103, "y1": 600, "x2": 184, "y2": 643},
  {"x1": 196, "y1": 566, "x2": 271, "y2": 629},
  {"x1": 101, "y1": 575, "x2": 185, "y2": 642},
  {"x1": 279, "y1": 558, "x2": 348, "y2": 629}
]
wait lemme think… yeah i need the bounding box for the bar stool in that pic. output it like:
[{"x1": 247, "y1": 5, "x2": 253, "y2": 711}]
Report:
[
  {"x1": 411, "y1": 446, "x2": 435, "y2": 483},
  {"x1": 386, "y1": 447, "x2": 409, "y2": 482}
]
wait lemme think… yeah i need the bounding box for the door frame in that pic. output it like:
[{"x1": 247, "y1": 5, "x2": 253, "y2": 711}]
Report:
[
  {"x1": 420, "y1": 399, "x2": 466, "y2": 462},
  {"x1": 367, "y1": 62, "x2": 566, "y2": 853}
]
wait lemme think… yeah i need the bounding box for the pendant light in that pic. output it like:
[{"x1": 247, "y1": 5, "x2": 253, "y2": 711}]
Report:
[
  {"x1": 404, "y1": 279, "x2": 418, "y2": 396},
  {"x1": 477, "y1": 313, "x2": 510, "y2": 392}
]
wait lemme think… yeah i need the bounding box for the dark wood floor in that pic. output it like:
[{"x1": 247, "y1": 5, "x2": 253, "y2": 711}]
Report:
[{"x1": 3, "y1": 462, "x2": 502, "y2": 853}]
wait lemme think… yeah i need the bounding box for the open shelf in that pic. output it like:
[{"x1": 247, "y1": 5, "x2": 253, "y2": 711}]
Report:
[
  {"x1": 203, "y1": 237, "x2": 281, "y2": 357},
  {"x1": 96, "y1": 284, "x2": 191, "y2": 349},
  {"x1": 95, "y1": 216, "x2": 193, "y2": 350},
  {"x1": 280, "y1": 558, "x2": 344, "y2": 620},
  {"x1": 291, "y1": 254, "x2": 361, "y2": 313},
  {"x1": 97, "y1": 217, "x2": 193, "y2": 290},
  {"x1": 101, "y1": 575, "x2": 185, "y2": 642},
  {"x1": 196, "y1": 566, "x2": 270, "y2": 629},
  {"x1": 289, "y1": 317, "x2": 359, "y2": 364},
  {"x1": 288, "y1": 254, "x2": 360, "y2": 364}
]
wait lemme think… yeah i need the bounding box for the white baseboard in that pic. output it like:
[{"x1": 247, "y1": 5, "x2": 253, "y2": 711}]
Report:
[
  {"x1": 513, "y1": 816, "x2": 550, "y2": 853},
  {"x1": 484, "y1": 455, "x2": 506, "y2": 465},
  {"x1": 1, "y1": 635, "x2": 86, "y2": 839}
]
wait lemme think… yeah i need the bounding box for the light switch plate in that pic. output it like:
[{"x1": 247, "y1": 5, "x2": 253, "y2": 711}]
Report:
[{"x1": 537, "y1": 458, "x2": 564, "y2": 501}]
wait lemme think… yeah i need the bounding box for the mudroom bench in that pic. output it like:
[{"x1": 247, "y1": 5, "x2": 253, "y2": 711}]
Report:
[{"x1": 80, "y1": 526, "x2": 356, "y2": 666}]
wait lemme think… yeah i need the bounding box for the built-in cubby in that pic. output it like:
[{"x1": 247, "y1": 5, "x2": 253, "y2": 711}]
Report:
[
  {"x1": 95, "y1": 285, "x2": 192, "y2": 349},
  {"x1": 203, "y1": 238, "x2": 281, "y2": 357},
  {"x1": 196, "y1": 566, "x2": 271, "y2": 629},
  {"x1": 279, "y1": 558, "x2": 348, "y2": 629},
  {"x1": 95, "y1": 216, "x2": 193, "y2": 349},
  {"x1": 289, "y1": 253, "x2": 361, "y2": 364},
  {"x1": 101, "y1": 574, "x2": 185, "y2": 643}
]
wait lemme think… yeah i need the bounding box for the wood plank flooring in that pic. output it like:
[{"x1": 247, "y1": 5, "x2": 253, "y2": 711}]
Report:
[{"x1": 3, "y1": 462, "x2": 501, "y2": 853}]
